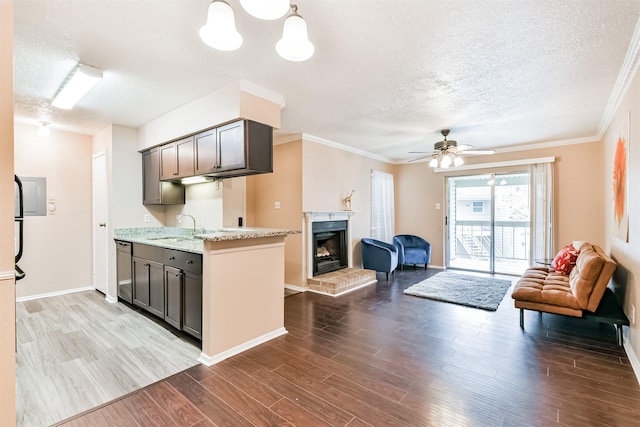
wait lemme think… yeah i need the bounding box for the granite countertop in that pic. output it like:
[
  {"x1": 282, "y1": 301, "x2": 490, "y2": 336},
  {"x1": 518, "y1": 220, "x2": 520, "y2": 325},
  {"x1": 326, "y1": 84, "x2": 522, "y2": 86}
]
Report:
[{"x1": 114, "y1": 227, "x2": 300, "y2": 254}]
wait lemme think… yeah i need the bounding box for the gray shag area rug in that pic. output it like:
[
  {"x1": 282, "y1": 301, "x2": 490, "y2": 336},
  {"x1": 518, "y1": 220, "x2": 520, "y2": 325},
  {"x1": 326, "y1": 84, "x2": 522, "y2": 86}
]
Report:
[{"x1": 403, "y1": 272, "x2": 513, "y2": 311}]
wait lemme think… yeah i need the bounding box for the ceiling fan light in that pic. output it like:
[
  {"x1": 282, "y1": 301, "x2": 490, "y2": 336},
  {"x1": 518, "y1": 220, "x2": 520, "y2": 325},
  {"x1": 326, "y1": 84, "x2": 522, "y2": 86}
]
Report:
[
  {"x1": 276, "y1": 10, "x2": 314, "y2": 62},
  {"x1": 440, "y1": 155, "x2": 452, "y2": 168},
  {"x1": 453, "y1": 156, "x2": 464, "y2": 166},
  {"x1": 428, "y1": 157, "x2": 438, "y2": 168},
  {"x1": 239, "y1": 0, "x2": 289, "y2": 20},
  {"x1": 199, "y1": 0, "x2": 243, "y2": 51}
]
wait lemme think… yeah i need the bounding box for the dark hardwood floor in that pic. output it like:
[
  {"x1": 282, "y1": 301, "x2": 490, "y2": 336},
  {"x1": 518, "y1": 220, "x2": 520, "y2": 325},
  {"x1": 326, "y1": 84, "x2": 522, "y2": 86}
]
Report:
[{"x1": 58, "y1": 268, "x2": 640, "y2": 426}]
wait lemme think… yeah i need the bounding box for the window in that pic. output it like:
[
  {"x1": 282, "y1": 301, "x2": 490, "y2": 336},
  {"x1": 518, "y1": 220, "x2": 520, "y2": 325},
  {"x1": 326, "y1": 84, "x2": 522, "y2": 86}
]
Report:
[
  {"x1": 472, "y1": 201, "x2": 483, "y2": 213},
  {"x1": 371, "y1": 170, "x2": 394, "y2": 242}
]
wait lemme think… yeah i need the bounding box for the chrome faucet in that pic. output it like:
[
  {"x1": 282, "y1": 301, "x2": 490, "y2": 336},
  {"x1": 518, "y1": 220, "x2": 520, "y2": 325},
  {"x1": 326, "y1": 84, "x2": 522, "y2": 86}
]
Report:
[{"x1": 177, "y1": 214, "x2": 196, "y2": 233}]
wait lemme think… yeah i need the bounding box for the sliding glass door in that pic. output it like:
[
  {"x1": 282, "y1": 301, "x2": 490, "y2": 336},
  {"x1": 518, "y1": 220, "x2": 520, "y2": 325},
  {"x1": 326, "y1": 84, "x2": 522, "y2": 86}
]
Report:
[{"x1": 446, "y1": 172, "x2": 530, "y2": 275}]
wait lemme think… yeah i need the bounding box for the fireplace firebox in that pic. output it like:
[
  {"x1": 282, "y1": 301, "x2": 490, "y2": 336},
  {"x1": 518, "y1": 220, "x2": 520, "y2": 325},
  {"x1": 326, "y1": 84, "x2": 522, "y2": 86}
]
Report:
[{"x1": 312, "y1": 220, "x2": 348, "y2": 276}]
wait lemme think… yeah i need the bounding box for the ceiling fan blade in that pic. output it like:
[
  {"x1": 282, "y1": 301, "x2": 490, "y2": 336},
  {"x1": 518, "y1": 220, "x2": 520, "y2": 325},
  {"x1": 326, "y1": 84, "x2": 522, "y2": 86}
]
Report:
[
  {"x1": 408, "y1": 151, "x2": 432, "y2": 154},
  {"x1": 461, "y1": 150, "x2": 496, "y2": 155},
  {"x1": 407, "y1": 155, "x2": 433, "y2": 162}
]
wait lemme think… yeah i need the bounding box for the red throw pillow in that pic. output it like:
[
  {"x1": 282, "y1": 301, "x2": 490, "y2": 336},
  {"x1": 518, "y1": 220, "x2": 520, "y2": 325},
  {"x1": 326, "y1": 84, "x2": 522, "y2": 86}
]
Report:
[{"x1": 552, "y1": 244, "x2": 579, "y2": 275}]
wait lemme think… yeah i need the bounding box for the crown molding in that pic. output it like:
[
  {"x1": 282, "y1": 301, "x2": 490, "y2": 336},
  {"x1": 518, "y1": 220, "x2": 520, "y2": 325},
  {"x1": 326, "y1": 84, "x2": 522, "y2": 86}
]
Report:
[
  {"x1": 492, "y1": 135, "x2": 600, "y2": 154},
  {"x1": 237, "y1": 79, "x2": 286, "y2": 108},
  {"x1": 597, "y1": 16, "x2": 640, "y2": 139},
  {"x1": 274, "y1": 132, "x2": 302, "y2": 145},
  {"x1": 302, "y1": 133, "x2": 394, "y2": 164}
]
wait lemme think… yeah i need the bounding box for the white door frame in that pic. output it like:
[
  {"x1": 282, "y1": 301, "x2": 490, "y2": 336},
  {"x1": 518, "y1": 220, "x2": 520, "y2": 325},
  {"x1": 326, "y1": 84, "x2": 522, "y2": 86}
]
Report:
[{"x1": 92, "y1": 151, "x2": 112, "y2": 300}]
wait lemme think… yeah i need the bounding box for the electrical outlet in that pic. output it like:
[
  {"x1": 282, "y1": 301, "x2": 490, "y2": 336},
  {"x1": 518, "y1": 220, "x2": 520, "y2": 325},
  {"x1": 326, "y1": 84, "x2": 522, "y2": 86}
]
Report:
[
  {"x1": 144, "y1": 214, "x2": 150, "y2": 223},
  {"x1": 436, "y1": 203, "x2": 441, "y2": 210},
  {"x1": 631, "y1": 305, "x2": 636, "y2": 325},
  {"x1": 274, "y1": 201, "x2": 281, "y2": 209}
]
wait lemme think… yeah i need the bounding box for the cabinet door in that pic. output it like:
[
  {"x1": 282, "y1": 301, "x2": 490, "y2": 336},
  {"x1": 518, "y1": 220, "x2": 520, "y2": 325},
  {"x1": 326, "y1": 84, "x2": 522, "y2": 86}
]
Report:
[
  {"x1": 183, "y1": 271, "x2": 202, "y2": 340},
  {"x1": 132, "y1": 257, "x2": 150, "y2": 309},
  {"x1": 217, "y1": 121, "x2": 245, "y2": 171},
  {"x1": 160, "y1": 143, "x2": 178, "y2": 180},
  {"x1": 147, "y1": 260, "x2": 165, "y2": 318},
  {"x1": 176, "y1": 137, "x2": 195, "y2": 178},
  {"x1": 142, "y1": 149, "x2": 161, "y2": 205},
  {"x1": 194, "y1": 129, "x2": 218, "y2": 175},
  {"x1": 164, "y1": 266, "x2": 182, "y2": 329}
]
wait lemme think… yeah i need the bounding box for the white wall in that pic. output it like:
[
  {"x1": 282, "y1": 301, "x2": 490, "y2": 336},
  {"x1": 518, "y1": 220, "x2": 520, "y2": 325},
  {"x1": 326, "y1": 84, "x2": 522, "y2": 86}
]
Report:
[{"x1": 15, "y1": 122, "x2": 93, "y2": 298}]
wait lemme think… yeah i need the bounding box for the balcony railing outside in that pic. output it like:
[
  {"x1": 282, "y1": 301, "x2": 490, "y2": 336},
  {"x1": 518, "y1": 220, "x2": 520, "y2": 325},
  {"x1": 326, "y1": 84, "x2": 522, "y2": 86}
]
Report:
[{"x1": 450, "y1": 220, "x2": 530, "y2": 275}]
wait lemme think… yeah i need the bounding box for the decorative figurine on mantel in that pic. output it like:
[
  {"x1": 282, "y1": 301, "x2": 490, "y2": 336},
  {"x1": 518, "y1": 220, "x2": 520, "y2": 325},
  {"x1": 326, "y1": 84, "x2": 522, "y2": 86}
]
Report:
[{"x1": 343, "y1": 189, "x2": 355, "y2": 211}]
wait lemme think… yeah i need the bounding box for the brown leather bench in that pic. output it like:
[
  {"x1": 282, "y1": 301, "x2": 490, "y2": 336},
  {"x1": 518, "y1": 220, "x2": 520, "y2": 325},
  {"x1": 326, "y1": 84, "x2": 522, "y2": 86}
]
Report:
[{"x1": 511, "y1": 243, "x2": 628, "y2": 344}]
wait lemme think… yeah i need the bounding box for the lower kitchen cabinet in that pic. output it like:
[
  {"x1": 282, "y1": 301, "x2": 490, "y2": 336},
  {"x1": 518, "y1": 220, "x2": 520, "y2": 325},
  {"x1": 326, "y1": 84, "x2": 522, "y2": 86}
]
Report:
[
  {"x1": 132, "y1": 257, "x2": 165, "y2": 318},
  {"x1": 182, "y1": 270, "x2": 202, "y2": 340},
  {"x1": 122, "y1": 241, "x2": 203, "y2": 340},
  {"x1": 164, "y1": 266, "x2": 183, "y2": 330}
]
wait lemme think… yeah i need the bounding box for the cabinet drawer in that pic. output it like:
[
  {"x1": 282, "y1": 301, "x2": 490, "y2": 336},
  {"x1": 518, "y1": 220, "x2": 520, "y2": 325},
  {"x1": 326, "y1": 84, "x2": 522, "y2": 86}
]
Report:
[
  {"x1": 132, "y1": 243, "x2": 164, "y2": 261},
  {"x1": 163, "y1": 249, "x2": 202, "y2": 274}
]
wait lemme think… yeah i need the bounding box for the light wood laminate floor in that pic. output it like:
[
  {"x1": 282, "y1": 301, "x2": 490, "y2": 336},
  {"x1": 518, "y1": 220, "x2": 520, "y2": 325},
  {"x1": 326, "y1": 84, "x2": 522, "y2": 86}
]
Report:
[{"x1": 16, "y1": 291, "x2": 200, "y2": 426}]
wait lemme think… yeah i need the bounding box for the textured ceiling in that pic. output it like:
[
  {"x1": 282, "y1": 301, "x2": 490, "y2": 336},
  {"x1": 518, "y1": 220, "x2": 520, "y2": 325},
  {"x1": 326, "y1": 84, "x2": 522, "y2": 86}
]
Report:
[{"x1": 13, "y1": 0, "x2": 640, "y2": 161}]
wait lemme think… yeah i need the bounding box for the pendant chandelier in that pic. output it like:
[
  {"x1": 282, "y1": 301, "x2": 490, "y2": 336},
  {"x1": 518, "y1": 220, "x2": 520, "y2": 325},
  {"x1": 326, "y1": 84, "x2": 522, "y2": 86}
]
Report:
[{"x1": 199, "y1": 0, "x2": 315, "y2": 62}]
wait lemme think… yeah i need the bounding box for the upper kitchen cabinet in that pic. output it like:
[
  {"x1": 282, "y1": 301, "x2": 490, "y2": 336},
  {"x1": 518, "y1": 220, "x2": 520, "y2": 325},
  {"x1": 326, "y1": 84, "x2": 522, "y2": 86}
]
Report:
[
  {"x1": 160, "y1": 136, "x2": 195, "y2": 180},
  {"x1": 194, "y1": 120, "x2": 272, "y2": 178},
  {"x1": 142, "y1": 147, "x2": 185, "y2": 205}
]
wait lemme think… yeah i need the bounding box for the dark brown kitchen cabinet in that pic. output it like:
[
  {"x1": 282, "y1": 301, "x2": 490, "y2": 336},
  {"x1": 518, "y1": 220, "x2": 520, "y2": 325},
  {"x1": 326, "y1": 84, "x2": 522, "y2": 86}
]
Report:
[
  {"x1": 132, "y1": 256, "x2": 164, "y2": 318},
  {"x1": 194, "y1": 120, "x2": 272, "y2": 178},
  {"x1": 142, "y1": 147, "x2": 185, "y2": 205},
  {"x1": 182, "y1": 270, "x2": 202, "y2": 340},
  {"x1": 160, "y1": 136, "x2": 195, "y2": 180},
  {"x1": 164, "y1": 266, "x2": 182, "y2": 330},
  {"x1": 164, "y1": 248, "x2": 203, "y2": 340}
]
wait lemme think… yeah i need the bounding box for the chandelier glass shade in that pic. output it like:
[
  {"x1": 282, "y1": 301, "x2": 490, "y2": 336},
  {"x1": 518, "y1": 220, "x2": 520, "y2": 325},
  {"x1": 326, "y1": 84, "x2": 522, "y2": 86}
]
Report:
[
  {"x1": 239, "y1": 0, "x2": 290, "y2": 20},
  {"x1": 199, "y1": 1, "x2": 314, "y2": 61},
  {"x1": 276, "y1": 8, "x2": 315, "y2": 62},
  {"x1": 199, "y1": 0, "x2": 243, "y2": 51}
]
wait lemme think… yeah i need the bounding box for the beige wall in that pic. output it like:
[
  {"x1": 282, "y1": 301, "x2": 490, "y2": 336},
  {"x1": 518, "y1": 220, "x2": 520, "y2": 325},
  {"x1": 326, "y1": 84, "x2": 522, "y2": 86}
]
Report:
[
  {"x1": 396, "y1": 142, "x2": 605, "y2": 267},
  {"x1": 14, "y1": 123, "x2": 93, "y2": 298},
  {"x1": 0, "y1": 1, "x2": 16, "y2": 423},
  {"x1": 248, "y1": 141, "x2": 304, "y2": 286},
  {"x1": 602, "y1": 66, "x2": 640, "y2": 372}
]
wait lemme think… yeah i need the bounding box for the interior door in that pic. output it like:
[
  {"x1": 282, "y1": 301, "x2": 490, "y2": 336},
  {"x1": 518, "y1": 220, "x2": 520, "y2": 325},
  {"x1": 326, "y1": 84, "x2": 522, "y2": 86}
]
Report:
[
  {"x1": 92, "y1": 152, "x2": 109, "y2": 295},
  {"x1": 446, "y1": 172, "x2": 530, "y2": 275}
]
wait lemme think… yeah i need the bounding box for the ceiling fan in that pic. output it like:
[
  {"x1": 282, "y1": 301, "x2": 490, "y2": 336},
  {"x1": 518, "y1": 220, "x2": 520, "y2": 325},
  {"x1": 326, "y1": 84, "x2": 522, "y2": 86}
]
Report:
[{"x1": 409, "y1": 129, "x2": 495, "y2": 168}]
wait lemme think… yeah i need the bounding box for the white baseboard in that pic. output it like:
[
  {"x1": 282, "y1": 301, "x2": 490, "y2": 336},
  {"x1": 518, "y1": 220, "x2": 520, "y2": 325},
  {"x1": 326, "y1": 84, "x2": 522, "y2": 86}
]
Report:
[
  {"x1": 16, "y1": 286, "x2": 96, "y2": 302},
  {"x1": 198, "y1": 327, "x2": 288, "y2": 366},
  {"x1": 307, "y1": 279, "x2": 378, "y2": 297},
  {"x1": 623, "y1": 335, "x2": 640, "y2": 386},
  {"x1": 105, "y1": 294, "x2": 118, "y2": 304},
  {"x1": 284, "y1": 284, "x2": 307, "y2": 292}
]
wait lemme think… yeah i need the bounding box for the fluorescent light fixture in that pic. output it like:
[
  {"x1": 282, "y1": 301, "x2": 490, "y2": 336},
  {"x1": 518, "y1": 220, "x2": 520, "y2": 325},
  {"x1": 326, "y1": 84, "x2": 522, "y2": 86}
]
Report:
[
  {"x1": 276, "y1": 5, "x2": 315, "y2": 62},
  {"x1": 181, "y1": 176, "x2": 215, "y2": 185},
  {"x1": 240, "y1": 0, "x2": 289, "y2": 20},
  {"x1": 51, "y1": 63, "x2": 103, "y2": 109},
  {"x1": 38, "y1": 122, "x2": 50, "y2": 138},
  {"x1": 199, "y1": 0, "x2": 243, "y2": 51}
]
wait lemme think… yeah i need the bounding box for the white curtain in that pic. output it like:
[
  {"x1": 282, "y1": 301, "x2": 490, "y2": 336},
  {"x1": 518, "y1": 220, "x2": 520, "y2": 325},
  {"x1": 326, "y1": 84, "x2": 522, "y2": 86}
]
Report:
[
  {"x1": 371, "y1": 170, "x2": 394, "y2": 242},
  {"x1": 531, "y1": 162, "x2": 553, "y2": 261}
]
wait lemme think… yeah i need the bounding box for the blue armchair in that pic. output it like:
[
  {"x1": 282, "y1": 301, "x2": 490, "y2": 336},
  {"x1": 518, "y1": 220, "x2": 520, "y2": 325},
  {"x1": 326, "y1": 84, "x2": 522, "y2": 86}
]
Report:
[
  {"x1": 393, "y1": 234, "x2": 431, "y2": 270},
  {"x1": 361, "y1": 238, "x2": 399, "y2": 280}
]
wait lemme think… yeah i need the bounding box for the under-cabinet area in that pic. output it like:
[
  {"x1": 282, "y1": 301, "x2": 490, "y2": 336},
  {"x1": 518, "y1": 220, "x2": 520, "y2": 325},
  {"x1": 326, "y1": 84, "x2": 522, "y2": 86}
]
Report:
[{"x1": 115, "y1": 240, "x2": 202, "y2": 340}]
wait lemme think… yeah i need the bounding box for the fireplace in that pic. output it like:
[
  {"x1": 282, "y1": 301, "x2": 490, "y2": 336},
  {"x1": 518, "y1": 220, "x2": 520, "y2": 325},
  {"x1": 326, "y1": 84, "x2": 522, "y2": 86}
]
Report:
[{"x1": 312, "y1": 220, "x2": 347, "y2": 276}]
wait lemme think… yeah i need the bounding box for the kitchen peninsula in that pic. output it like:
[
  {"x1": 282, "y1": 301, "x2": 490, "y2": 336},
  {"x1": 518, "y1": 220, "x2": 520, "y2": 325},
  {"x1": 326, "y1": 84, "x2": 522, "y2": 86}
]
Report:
[{"x1": 114, "y1": 226, "x2": 299, "y2": 365}]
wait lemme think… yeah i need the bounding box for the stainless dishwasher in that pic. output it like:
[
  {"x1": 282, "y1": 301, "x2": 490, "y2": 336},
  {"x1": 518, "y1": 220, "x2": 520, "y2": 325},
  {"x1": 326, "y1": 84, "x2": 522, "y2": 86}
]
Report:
[{"x1": 116, "y1": 241, "x2": 133, "y2": 304}]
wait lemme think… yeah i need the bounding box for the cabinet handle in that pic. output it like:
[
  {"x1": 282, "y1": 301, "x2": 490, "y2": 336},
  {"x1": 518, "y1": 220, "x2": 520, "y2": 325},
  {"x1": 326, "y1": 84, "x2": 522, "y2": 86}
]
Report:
[
  {"x1": 169, "y1": 256, "x2": 175, "y2": 260},
  {"x1": 144, "y1": 263, "x2": 149, "y2": 267},
  {"x1": 173, "y1": 172, "x2": 178, "y2": 176},
  {"x1": 175, "y1": 273, "x2": 181, "y2": 278},
  {"x1": 186, "y1": 260, "x2": 193, "y2": 265}
]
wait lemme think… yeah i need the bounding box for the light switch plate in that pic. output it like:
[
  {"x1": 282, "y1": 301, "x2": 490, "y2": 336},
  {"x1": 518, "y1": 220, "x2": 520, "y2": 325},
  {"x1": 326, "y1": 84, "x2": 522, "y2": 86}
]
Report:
[
  {"x1": 144, "y1": 214, "x2": 150, "y2": 223},
  {"x1": 274, "y1": 201, "x2": 281, "y2": 209},
  {"x1": 436, "y1": 203, "x2": 441, "y2": 210}
]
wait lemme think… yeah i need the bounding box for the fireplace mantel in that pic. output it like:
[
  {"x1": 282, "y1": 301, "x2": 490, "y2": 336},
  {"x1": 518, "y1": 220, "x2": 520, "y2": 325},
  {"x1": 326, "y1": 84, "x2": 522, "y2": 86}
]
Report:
[
  {"x1": 303, "y1": 211, "x2": 357, "y2": 279},
  {"x1": 304, "y1": 211, "x2": 357, "y2": 222}
]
